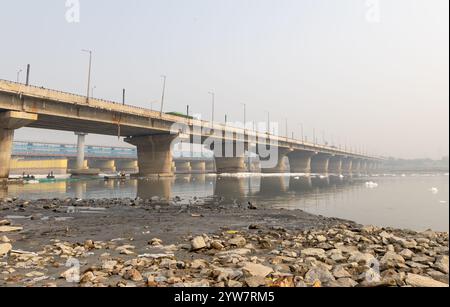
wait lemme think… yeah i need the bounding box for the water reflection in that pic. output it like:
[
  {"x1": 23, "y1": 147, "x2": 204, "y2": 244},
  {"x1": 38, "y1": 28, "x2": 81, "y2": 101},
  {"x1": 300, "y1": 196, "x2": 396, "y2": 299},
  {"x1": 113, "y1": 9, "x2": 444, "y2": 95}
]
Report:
[{"x1": 3, "y1": 174, "x2": 449, "y2": 231}]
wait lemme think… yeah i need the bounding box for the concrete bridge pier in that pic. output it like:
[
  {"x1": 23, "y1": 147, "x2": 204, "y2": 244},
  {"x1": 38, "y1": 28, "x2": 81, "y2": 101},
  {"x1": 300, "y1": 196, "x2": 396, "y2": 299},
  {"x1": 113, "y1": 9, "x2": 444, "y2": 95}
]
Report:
[
  {"x1": 328, "y1": 156, "x2": 343, "y2": 174},
  {"x1": 115, "y1": 160, "x2": 138, "y2": 173},
  {"x1": 360, "y1": 160, "x2": 368, "y2": 174},
  {"x1": 125, "y1": 134, "x2": 177, "y2": 177},
  {"x1": 0, "y1": 111, "x2": 37, "y2": 182},
  {"x1": 311, "y1": 153, "x2": 331, "y2": 174},
  {"x1": 88, "y1": 159, "x2": 116, "y2": 173},
  {"x1": 352, "y1": 159, "x2": 361, "y2": 173},
  {"x1": 212, "y1": 140, "x2": 248, "y2": 174},
  {"x1": 287, "y1": 151, "x2": 316, "y2": 173},
  {"x1": 341, "y1": 158, "x2": 353, "y2": 174},
  {"x1": 190, "y1": 161, "x2": 206, "y2": 174},
  {"x1": 261, "y1": 148, "x2": 292, "y2": 173},
  {"x1": 175, "y1": 161, "x2": 192, "y2": 174}
]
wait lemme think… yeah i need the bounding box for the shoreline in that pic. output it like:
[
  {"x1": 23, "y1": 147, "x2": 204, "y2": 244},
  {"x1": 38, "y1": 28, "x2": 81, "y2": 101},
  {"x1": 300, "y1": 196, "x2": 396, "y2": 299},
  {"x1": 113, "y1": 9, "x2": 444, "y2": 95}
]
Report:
[{"x1": 0, "y1": 197, "x2": 448, "y2": 287}]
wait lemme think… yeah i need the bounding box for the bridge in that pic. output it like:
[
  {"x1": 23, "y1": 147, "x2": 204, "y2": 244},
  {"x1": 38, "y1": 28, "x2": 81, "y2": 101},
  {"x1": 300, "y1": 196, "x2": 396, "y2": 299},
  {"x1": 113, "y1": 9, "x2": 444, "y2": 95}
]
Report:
[{"x1": 0, "y1": 79, "x2": 382, "y2": 181}]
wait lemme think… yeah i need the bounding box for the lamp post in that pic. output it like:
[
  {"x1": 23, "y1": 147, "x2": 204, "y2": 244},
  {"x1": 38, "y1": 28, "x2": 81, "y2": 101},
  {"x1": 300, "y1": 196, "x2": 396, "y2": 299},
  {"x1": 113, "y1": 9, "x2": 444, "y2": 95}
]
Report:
[
  {"x1": 160, "y1": 75, "x2": 167, "y2": 117},
  {"x1": 208, "y1": 91, "x2": 215, "y2": 126},
  {"x1": 299, "y1": 123, "x2": 304, "y2": 143},
  {"x1": 16, "y1": 69, "x2": 23, "y2": 83},
  {"x1": 91, "y1": 86, "x2": 96, "y2": 98},
  {"x1": 81, "y1": 49, "x2": 92, "y2": 103},
  {"x1": 241, "y1": 103, "x2": 246, "y2": 130}
]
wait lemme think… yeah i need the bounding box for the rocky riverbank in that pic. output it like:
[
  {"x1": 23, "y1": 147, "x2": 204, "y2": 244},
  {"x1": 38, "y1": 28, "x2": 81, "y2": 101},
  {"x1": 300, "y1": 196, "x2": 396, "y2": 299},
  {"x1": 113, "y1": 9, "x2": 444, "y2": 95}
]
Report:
[{"x1": 0, "y1": 197, "x2": 448, "y2": 287}]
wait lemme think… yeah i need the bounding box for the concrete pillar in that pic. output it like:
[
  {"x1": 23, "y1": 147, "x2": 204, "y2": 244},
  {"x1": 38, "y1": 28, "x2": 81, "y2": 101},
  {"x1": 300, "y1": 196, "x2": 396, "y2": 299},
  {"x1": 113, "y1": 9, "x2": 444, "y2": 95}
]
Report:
[
  {"x1": 341, "y1": 158, "x2": 353, "y2": 173},
  {"x1": 261, "y1": 148, "x2": 292, "y2": 173},
  {"x1": 75, "y1": 132, "x2": 87, "y2": 170},
  {"x1": 175, "y1": 161, "x2": 192, "y2": 174},
  {"x1": 215, "y1": 157, "x2": 246, "y2": 173},
  {"x1": 311, "y1": 154, "x2": 331, "y2": 174},
  {"x1": 288, "y1": 151, "x2": 315, "y2": 173},
  {"x1": 360, "y1": 160, "x2": 368, "y2": 173},
  {"x1": 190, "y1": 161, "x2": 206, "y2": 174},
  {"x1": 88, "y1": 159, "x2": 116, "y2": 172},
  {"x1": 125, "y1": 134, "x2": 177, "y2": 177},
  {"x1": 205, "y1": 160, "x2": 215, "y2": 173},
  {"x1": 352, "y1": 159, "x2": 361, "y2": 173},
  {"x1": 328, "y1": 156, "x2": 343, "y2": 174},
  {"x1": 0, "y1": 128, "x2": 14, "y2": 181},
  {"x1": 0, "y1": 111, "x2": 37, "y2": 181},
  {"x1": 115, "y1": 160, "x2": 138, "y2": 173}
]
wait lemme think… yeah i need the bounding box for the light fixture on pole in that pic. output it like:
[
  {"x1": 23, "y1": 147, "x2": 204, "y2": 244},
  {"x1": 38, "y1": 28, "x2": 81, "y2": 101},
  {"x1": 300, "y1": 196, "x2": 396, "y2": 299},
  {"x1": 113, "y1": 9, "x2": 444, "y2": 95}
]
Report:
[
  {"x1": 16, "y1": 69, "x2": 23, "y2": 83},
  {"x1": 160, "y1": 75, "x2": 167, "y2": 117},
  {"x1": 81, "y1": 49, "x2": 93, "y2": 103}
]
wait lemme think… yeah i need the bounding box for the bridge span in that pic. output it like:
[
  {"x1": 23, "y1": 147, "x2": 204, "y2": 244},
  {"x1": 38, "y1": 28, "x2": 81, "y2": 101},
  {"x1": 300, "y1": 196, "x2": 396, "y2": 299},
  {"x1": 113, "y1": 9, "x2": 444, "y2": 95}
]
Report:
[{"x1": 0, "y1": 79, "x2": 382, "y2": 181}]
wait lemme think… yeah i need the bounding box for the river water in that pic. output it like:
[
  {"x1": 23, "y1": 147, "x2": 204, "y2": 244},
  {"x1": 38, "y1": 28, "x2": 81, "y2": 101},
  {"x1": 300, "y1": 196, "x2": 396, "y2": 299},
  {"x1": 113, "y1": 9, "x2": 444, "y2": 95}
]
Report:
[{"x1": 2, "y1": 173, "x2": 448, "y2": 232}]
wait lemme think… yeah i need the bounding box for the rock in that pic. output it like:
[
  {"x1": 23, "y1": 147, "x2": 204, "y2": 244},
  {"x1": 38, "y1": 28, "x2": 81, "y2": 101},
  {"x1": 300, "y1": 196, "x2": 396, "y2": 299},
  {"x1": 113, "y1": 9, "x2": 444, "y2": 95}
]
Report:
[
  {"x1": 80, "y1": 271, "x2": 96, "y2": 283},
  {"x1": 0, "y1": 226, "x2": 23, "y2": 233},
  {"x1": 123, "y1": 269, "x2": 143, "y2": 282},
  {"x1": 149, "y1": 238, "x2": 163, "y2": 246},
  {"x1": 102, "y1": 260, "x2": 118, "y2": 271},
  {"x1": 228, "y1": 280, "x2": 243, "y2": 287},
  {"x1": 405, "y1": 273, "x2": 448, "y2": 287},
  {"x1": 211, "y1": 241, "x2": 224, "y2": 250},
  {"x1": 335, "y1": 278, "x2": 358, "y2": 287},
  {"x1": 421, "y1": 230, "x2": 437, "y2": 240},
  {"x1": 242, "y1": 262, "x2": 273, "y2": 278},
  {"x1": 217, "y1": 248, "x2": 252, "y2": 257},
  {"x1": 0, "y1": 235, "x2": 10, "y2": 243},
  {"x1": 0, "y1": 220, "x2": 11, "y2": 226},
  {"x1": 399, "y1": 249, "x2": 414, "y2": 260},
  {"x1": 348, "y1": 251, "x2": 376, "y2": 265},
  {"x1": 412, "y1": 255, "x2": 434, "y2": 264},
  {"x1": 304, "y1": 267, "x2": 335, "y2": 285},
  {"x1": 191, "y1": 236, "x2": 207, "y2": 251},
  {"x1": 190, "y1": 259, "x2": 208, "y2": 269},
  {"x1": 229, "y1": 236, "x2": 246, "y2": 247},
  {"x1": 333, "y1": 265, "x2": 352, "y2": 278},
  {"x1": 361, "y1": 225, "x2": 377, "y2": 234},
  {"x1": 0, "y1": 243, "x2": 12, "y2": 256},
  {"x1": 245, "y1": 276, "x2": 267, "y2": 287},
  {"x1": 380, "y1": 251, "x2": 405, "y2": 269},
  {"x1": 434, "y1": 256, "x2": 449, "y2": 274},
  {"x1": 60, "y1": 267, "x2": 80, "y2": 283},
  {"x1": 301, "y1": 248, "x2": 326, "y2": 258},
  {"x1": 84, "y1": 240, "x2": 95, "y2": 249},
  {"x1": 316, "y1": 235, "x2": 327, "y2": 243}
]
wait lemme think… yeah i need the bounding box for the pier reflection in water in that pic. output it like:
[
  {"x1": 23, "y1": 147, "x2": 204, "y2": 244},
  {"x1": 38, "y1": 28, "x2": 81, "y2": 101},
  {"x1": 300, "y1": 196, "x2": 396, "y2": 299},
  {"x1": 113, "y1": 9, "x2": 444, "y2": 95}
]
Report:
[{"x1": 3, "y1": 174, "x2": 448, "y2": 231}]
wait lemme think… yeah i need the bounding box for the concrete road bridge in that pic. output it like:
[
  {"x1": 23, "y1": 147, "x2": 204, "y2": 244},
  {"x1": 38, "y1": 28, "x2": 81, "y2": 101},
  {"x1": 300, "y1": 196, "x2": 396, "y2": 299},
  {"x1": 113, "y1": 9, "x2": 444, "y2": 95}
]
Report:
[{"x1": 0, "y1": 79, "x2": 383, "y2": 181}]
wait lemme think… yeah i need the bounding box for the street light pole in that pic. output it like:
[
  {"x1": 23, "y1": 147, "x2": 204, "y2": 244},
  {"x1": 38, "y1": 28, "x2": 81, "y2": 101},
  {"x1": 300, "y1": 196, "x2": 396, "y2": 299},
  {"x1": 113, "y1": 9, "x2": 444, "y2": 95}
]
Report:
[
  {"x1": 266, "y1": 111, "x2": 270, "y2": 134},
  {"x1": 241, "y1": 103, "x2": 246, "y2": 130},
  {"x1": 16, "y1": 69, "x2": 23, "y2": 83},
  {"x1": 208, "y1": 91, "x2": 215, "y2": 126},
  {"x1": 300, "y1": 123, "x2": 304, "y2": 143},
  {"x1": 160, "y1": 75, "x2": 167, "y2": 117},
  {"x1": 91, "y1": 86, "x2": 96, "y2": 98},
  {"x1": 81, "y1": 49, "x2": 92, "y2": 103}
]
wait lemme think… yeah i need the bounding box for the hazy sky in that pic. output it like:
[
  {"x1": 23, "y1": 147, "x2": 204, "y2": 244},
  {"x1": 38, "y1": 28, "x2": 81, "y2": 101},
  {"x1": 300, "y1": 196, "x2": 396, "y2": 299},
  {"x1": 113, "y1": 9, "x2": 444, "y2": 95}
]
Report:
[{"x1": 1, "y1": 0, "x2": 448, "y2": 159}]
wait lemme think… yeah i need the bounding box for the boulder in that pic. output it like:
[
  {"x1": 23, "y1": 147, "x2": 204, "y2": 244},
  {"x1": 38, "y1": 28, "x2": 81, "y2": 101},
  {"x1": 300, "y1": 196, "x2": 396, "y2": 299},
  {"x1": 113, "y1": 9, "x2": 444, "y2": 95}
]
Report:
[
  {"x1": 0, "y1": 243, "x2": 12, "y2": 256},
  {"x1": 304, "y1": 267, "x2": 335, "y2": 285},
  {"x1": 229, "y1": 236, "x2": 246, "y2": 248},
  {"x1": 380, "y1": 251, "x2": 405, "y2": 269},
  {"x1": 242, "y1": 262, "x2": 273, "y2": 278},
  {"x1": 405, "y1": 273, "x2": 448, "y2": 287},
  {"x1": 434, "y1": 255, "x2": 449, "y2": 274},
  {"x1": 301, "y1": 248, "x2": 326, "y2": 258},
  {"x1": 191, "y1": 236, "x2": 207, "y2": 251}
]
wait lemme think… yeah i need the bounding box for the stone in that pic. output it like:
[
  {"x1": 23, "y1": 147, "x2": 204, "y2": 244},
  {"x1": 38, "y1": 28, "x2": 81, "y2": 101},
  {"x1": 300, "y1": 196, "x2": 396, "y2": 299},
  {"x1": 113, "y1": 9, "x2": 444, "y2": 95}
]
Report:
[
  {"x1": 229, "y1": 236, "x2": 246, "y2": 247},
  {"x1": 405, "y1": 273, "x2": 448, "y2": 287},
  {"x1": 348, "y1": 251, "x2": 376, "y2": 265},
  {"x1": 333, "y1": 265, "x2": 352, "y2": 279},
  {"x1": 242, "y1": 262, "x2": 273, "y2": 278},
  {"x1": 245, "y1": 276, "x2": 267, "y2": 287},
  {"x1": 228, "y1": 280, "x2": 243, "y2": 287},
  {"x1": 0, "y1": 220, "x2": 11, "y2": 226},
  {"x1": 0, "y1": 226, "x2": 23, "y2": 233},
  {"x1": 191, "y1": 236, "x2": 207, "y2": 251},
  {"x1": 301, "y1": 248, "x2": 326, "y2": 258},
  {"x1": 149, "y1": 238, "x2": 163, "y2": 246},
  {"x1": 0, "y1": 243, "x2": 12, "y2": 256},
  {"x1": 123, "y1": 269, "x2": 143, "y2": 282},
  {"x1": 335, "y1": 278, "x2": 358, "y2": 287},
  {"x1": 190, "y1": 259, "x2": 208, "y2": 269},
  {"x1": 380, "y1": 251, "x2": 405, "y2": 269},
  {"x1": 0, "y1": 236, "x2": 10, "y2": 243},
  {"x1": 217, "y1": 248, "x2": 252, "y2": 257},
  {"x1": 316, "y1": 235, "x2": 327, "y2": 243},
  {"x1": 102, "y1": 260, "x2": 118, "y2": 271},
  {"x1": 399, "y1": 249, "x2": 414, "y2": 260},
  {"x1": 211, "y1": 241, "x2": 224, "y2": 250},
  {"x1": 304, "y1": 267, "x2": 335, "y2": 285},
  {"x1": 434, "y1": 255, "x2": 449, "y2": 274}
]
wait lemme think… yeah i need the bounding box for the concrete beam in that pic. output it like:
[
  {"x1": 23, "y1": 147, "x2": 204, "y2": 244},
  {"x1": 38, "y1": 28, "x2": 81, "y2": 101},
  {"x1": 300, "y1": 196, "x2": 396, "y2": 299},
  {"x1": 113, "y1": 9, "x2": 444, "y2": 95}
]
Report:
[
  {"x1": 125, "y1": 134, "x2": 177, "y2": 177},
  {"x1": 175, "y1": 161, "x2": 192, "y2": 174},
  {"x1": 288, "y1": 151, "x2": 315, "y2": 173},
  {"x1": 88, "y1": 159, "x2": 116, "y2": 173},
  {"x1": 0, "y1": 111, "x2": 38, "y2": 129}
]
